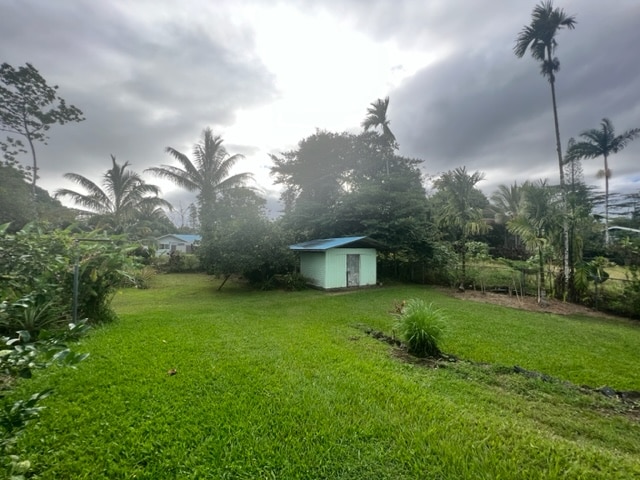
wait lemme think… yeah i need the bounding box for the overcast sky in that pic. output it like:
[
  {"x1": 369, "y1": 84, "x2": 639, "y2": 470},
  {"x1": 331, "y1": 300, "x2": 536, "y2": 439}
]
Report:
[{"x1": 2, "y1": 0, "x2": 639, "y2": 218}]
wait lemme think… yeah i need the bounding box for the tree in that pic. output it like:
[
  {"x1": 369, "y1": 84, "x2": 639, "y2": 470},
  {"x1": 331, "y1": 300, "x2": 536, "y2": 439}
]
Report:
[
  {"x1": 0, "y1": 62, "x2": 84, "y2": 197},
  {"x1": 432, "y1": 167, "x2": 490, "y2": 290},
  {"x1": 361, "y1": 97, "x2": 396, "y2": 144},
  {"x1": 199, "y1": 216, "x2": 295, "y2": 291},
  {"x1": 56, "y1": 155, "x2": 171, "y2": 234},
  {"x1": 567, "y1": 118, "x2": 640, "y2": 244},
  {"x1": 0, "y1": 163, "x2": 75, "y2": 232},
  {"x1": 361, "y1": 97, "x2": 397, "y2": 175},
  {"x1": 334, "y1": 165, "x2": 434, "y2": 279},
  {"x1": 508, "y1": 180, "x2": 561, "y2": 302},
  {"x1": 491, "y1": 182, "x2": 526, "y2": 253},
  {"x1": 270, "y1": 130, "x2": 352, "y2": 238},
  {"x1": 145, "y1": 128, "x2": 252, "y2": 236},
  {"x1": 515, "y1": 1, "x2": 576, "y2": 291}
]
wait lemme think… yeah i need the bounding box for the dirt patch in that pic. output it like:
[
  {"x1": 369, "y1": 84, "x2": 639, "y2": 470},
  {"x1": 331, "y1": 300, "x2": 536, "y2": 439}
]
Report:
[{"x1": 442, "y1": 288, "x2": 622, "y2": 319}]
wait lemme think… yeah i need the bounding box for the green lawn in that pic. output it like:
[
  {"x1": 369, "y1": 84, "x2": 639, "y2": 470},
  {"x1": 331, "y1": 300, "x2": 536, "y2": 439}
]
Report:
[{"x1": 7, "y1": 274, "x2": 640, "y2": 479}]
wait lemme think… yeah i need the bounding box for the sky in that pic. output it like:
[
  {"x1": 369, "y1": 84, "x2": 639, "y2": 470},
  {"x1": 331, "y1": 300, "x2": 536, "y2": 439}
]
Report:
[{"x1": 2, "y1": 0, "x2": 639, "y2": 220}]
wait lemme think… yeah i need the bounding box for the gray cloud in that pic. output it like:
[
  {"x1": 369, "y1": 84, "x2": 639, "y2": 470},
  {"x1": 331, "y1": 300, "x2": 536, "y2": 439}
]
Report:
[
  {"x1": 1, "y1": 0, "x2": 639, "y2": 209},
  {"x1": 384, "y1": 1, "x2": 640, "y2": 194},
  {"x1": 1, "y1": 0, "x2": 276, "y2": 196}
]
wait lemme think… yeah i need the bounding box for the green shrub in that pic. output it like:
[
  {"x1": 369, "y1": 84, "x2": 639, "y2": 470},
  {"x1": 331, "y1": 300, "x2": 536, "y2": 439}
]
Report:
[
  {"x1": 121, "y1": 266, "x2": 157, "y2": 289},
  {"x1": 395, "y1": 299, "x2": 446, "y2": 358},
  {"x1": 267, "y1": 272, "x2": 309, "y2": 291},
  {"x1": 0, "y1": 224, "x2": 138, "y2": 329}
]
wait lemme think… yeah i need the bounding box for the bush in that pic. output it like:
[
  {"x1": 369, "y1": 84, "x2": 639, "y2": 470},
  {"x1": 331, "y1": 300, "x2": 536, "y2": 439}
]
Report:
[
  {"x1": 0, "y1": 224, "x2": 138, "y2": 330},
  {"x1": 266, "y1": 272, "x2": 309, "y2": 291},
  {"x1": 155, "y1": 252, "x2": 201, "y2": 273},
  {"x1": 395, "y1": 299, "x2": 446, "y2": 358}
]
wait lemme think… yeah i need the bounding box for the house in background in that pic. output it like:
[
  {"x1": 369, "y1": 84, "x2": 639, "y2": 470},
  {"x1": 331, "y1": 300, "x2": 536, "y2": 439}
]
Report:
[
  {"x1": 289, "y1": 236, "x2": 381, "y2": 289},
  {"x1": 155, "y1": 234, "x2": 201, "y2": 256}
]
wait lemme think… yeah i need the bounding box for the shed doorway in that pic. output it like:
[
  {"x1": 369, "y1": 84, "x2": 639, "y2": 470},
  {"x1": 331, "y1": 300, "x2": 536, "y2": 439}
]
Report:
[{"x1": 347, "y1": 254, "x2": 360, "y2": 287}]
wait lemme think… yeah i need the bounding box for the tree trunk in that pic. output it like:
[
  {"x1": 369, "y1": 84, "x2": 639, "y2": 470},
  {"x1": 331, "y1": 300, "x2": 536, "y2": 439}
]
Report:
[
  {"x1": 22, "y1": 112, "x2": 39, "y2": 220},
  {"x1": 460, "y1": 234, "x2": 467, "y2": 291},
  {"x1": 217, "y1": 274, "x2": 231, "y2": 291},
  {"x1": 549, "y1": 75, "x2": 570, "y2": 297},
  {"x1": 537, "y1": 244, "x2": 545, "y2": 303},
  {"x1": 604, "y1": 153, "x2": 610, "y2": 244}
]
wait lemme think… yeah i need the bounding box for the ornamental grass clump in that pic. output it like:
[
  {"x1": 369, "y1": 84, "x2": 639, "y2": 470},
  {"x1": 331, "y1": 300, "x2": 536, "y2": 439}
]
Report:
[{"x1": 396, "y1": 299, "x2": 446, "y2": 358}]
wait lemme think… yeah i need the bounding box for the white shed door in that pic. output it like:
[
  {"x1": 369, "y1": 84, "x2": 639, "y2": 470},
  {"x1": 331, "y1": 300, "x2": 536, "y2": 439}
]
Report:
[{"x1": 347, "y1": 254, "x2": 360, "y2": 287}]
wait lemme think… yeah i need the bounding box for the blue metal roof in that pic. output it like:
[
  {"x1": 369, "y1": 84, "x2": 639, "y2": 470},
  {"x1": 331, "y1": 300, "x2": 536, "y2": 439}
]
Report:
[
  {"x1": 157, "y1": 234, "x2": 201, "y2": 243},
  {"x1": 289, "y1": 236, "x2": 378, "y2": 251}
]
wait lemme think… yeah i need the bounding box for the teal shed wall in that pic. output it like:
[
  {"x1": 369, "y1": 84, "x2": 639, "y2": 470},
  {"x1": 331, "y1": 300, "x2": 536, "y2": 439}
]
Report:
[{"x1": 299, "y1": 248, "x2": 376, "y2": 289}]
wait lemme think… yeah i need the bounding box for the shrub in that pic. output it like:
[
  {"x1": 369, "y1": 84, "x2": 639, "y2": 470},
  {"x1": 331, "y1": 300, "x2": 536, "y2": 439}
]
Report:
[
  {"x1": 0, "y1": 224, "x2": 137, "y2": 330},
  {"x1": 267, "y1": 272, "x2": 309, "y2": 291},
  {"x1": 395, "y1": 299, "x2": 446, "y2": 358}
]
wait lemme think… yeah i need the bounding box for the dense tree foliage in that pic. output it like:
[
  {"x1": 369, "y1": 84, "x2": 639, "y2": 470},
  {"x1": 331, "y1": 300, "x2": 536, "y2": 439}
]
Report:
[
  {"x1": 0, "y1": 163, "x2": 75, "y2": 232},
  {"x1": 270, "y1": 129, "x2": 434, "y2": 273}
]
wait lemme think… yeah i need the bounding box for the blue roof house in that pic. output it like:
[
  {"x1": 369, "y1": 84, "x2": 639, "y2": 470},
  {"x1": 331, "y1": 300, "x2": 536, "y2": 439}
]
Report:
[
  {"x1": 289, "y1": 236, "x2": 380, "y2": 289},
  {"x1": 155, "y1": 234, "x2": 202, "y2": 256}
]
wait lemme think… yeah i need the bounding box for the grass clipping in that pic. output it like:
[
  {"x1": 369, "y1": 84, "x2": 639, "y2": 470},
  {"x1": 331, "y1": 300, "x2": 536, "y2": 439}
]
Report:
[{"x1": 395, "y1": 299, "x2": 446, "y2": 358}]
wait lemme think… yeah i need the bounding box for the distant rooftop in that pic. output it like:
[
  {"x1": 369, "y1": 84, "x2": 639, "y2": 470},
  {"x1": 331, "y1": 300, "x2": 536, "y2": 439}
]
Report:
[
  {"x1": 289, "y1": 236, "x2": 383, "y2": 251},
  {"x1": 157, "y1": 234, "x2": 202, "y2": 243}
]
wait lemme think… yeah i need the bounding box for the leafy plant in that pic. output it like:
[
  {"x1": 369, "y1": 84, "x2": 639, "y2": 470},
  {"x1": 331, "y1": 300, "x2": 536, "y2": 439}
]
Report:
[{"x1": 394, "y1": 299, "x2": 446, "y2": 357}]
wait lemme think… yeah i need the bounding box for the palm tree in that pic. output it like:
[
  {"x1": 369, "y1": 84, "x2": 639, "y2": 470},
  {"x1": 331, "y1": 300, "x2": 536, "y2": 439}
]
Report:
[
  {"x1": 515, "y1": 0, "x2": 576, "y2": 291},
  {"x1": 567, "y1": 118, "x2": 640, "y2": 243},
  {"x1": 434, "y1": 166, "x2": 490, "y2": 290},
  {"x1": 508, "y1": 180, "x2": 560, "y2": 302},
  {"x1": 145, "y1": 127, "x2": 252, "y2": 235},
  {"x1": 362, "y1": 97, "x2": 396, "y2": 175},
  {"x1": 491, "y1": 181, "x2": 527, "y2": 251},
  {"x1": 56, "y1": 155, "x2": 171, "y2": 233}
]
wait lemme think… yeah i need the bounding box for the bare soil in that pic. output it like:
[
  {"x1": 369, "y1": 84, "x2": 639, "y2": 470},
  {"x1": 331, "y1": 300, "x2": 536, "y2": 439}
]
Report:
[{"x1": 443, "y1": 288, "x2": 621, "y2": 320}]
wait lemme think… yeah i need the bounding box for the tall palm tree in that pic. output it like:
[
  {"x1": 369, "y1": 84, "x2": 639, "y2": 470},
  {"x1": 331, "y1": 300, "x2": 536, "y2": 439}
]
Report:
[
  {"x1": 145, "y1": 128, "x2": 252, "y2": 235},
  {"x1": 508, "y1": 180, "x2": 560, "y2": 302},
  {"x1": 434, "y1": 166, "x2": 489, "y2": 290},
  {"x1": 362, "y1": 97, "x2": 396, "y2": 175},
  {"x1": 56, "y1": 155, "x2": 171, "y2": 233},
  {"x1": 515, "y1": 0, "x2": 576, "y2": 291},
  {"x1": 567, "y1": 118, "x2": 640, "y2": 243}
]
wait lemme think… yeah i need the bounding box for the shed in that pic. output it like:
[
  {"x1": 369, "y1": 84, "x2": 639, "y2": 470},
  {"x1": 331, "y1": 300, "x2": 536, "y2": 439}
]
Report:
[
  {"x1": 289, "y1": 236, "x2": 380, "y2": 289},
  {"x1": 155, "y1": 234, "x2": 201, "y2": 256}
]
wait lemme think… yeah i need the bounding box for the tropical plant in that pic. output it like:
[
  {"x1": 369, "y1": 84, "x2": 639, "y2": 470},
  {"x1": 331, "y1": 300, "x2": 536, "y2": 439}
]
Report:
[
  {"x1": 361, "y1": 97, "x2": 396, "y2": 145},
  {"x1": 361, "y1": 97, "x2": 396, "y2": 175},
  {"x1": 145, "y1": 128, "x2": 252, "y2": 236},
  {"x1": 56, "y1": 155, "x2": 171, "y2": 234},
  {"x1": 567, "y1": 118, "x2": 640, "y2": 243},
  {"x1": 491, "y1": 181, "x2": 527, "y2": 252},
  {"x1": 514, "y1": 0, "x2": 577, "y2": 291},
  {"x1": 394, "y1": 299, "x2": 445, "y2": 358},
  {"x1": 0, "y1": 224, "x2": 136, "y2": 328},
  {"x1": 433, "y1": 167, "x2": 490, "y2": 289},
  {"x1": 508, "y1": 180, "x2": 561, "y2": 301},
  {"x1": 0, "y1": 62, "x2": 84, "y2": 198}
]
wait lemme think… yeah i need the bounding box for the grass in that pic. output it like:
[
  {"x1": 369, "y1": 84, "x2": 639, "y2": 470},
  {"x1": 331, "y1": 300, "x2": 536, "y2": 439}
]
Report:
[{"x1": 6, "y1": 274, "x2": 640, "y2": 479}]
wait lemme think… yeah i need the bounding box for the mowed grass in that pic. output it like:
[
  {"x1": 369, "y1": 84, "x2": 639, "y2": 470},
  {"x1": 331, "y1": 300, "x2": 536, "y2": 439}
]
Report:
[{"x1": 8, "y1": 274, "x2": 640, "y2": 479}]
